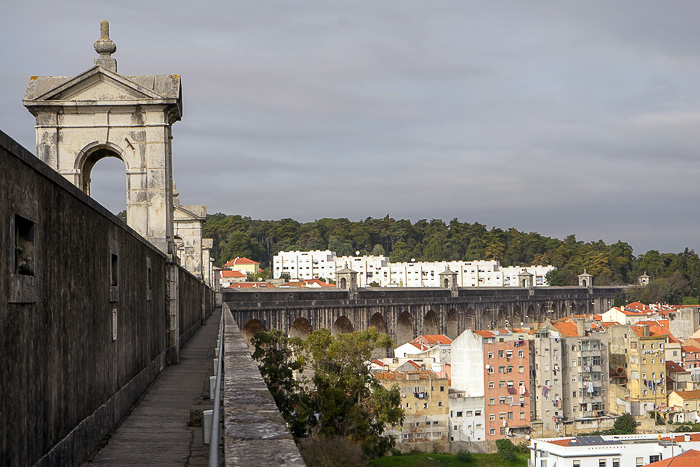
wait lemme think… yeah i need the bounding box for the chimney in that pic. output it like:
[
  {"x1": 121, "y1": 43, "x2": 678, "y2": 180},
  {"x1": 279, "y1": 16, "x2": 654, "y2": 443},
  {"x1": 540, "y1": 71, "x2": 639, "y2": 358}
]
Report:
[
  {"x1": 643, "y1": 326, "x2": 650, "y2": 337},
  {"x1": 575, "y1": 319, "x2": 585, "y2": 337}
]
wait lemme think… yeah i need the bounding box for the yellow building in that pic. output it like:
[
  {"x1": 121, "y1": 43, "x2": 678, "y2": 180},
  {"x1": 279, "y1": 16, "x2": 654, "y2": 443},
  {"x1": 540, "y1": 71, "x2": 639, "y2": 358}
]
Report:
[
  {"x1": 668, "y1": 390, "x2": 700, "y2": 412},
  {"x1": 608, "y1": 325, "x2": 667, "y2": 415},
  {"x1": 375, "y1": 369, "x2": 449, "y2": 452},
  {"x1": 223, "y1": 257, "x2": 260, "y2": 275}
]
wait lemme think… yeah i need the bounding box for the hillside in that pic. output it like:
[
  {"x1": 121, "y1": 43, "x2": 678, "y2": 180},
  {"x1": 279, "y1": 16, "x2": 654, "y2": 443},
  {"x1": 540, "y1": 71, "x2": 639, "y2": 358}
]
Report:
[{"x1": 203, "y1": 214, "x2": 700, "y2": 303}]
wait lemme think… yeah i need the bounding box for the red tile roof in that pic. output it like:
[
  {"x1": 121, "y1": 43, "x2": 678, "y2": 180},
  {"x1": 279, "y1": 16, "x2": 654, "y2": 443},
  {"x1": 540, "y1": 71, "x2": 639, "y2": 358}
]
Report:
[
  {"x1": 413, "y1": 335, "x2": 453, "y2": 345},
  {"x1": 220, "y1": 270, "x2": 245, "y2": 278},
  {"x1": 671, "y1": 390, "x2": 700, "y2": 400},
  {"x1": 645, "y1": 449, "x2": 700, "y2": 466},
  {"x1": 223, "y1": 257, "x2": 259, "y2": 267},
  {"x1": 667, "y1": 361, "x2": 688, "y2": 373},
  {"x1": 552, "y1": 321, "x2": 579, "y2": 338},
  {"x1": 227, "y1": 282, "x2": 275, "y2": 288},
  {"x1": 682, "y1": 345, "x2": 700, "y2": 353},
  {"x1": 474, "y1": 330, "x2": 495, "y2": 338}
]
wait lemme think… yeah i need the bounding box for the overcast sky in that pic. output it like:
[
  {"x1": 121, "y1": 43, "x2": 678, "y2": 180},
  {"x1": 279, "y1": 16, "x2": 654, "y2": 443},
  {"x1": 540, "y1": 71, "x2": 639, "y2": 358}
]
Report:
[{"x1": 3, "y1": 1, "x2": 700, "y2": 255}]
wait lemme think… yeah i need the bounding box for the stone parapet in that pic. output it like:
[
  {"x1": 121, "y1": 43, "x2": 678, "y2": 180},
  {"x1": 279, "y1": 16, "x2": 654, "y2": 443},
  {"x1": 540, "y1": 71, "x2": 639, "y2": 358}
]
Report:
[{"x1": 222, "y1": 304, "x2": 306, "y2": 466}]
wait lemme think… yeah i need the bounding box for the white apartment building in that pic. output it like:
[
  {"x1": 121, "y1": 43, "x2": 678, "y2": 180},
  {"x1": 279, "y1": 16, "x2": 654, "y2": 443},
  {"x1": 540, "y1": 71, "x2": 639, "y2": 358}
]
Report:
[
  {"x1": 530, "y1": 433, "x2": 700, "y2": 467},
  {"x1": 273, "y1": 250, "x2": 338, "y2": 281},
  {"x1": 273, "y1": 250, "x2": 555, "y2": 288}
]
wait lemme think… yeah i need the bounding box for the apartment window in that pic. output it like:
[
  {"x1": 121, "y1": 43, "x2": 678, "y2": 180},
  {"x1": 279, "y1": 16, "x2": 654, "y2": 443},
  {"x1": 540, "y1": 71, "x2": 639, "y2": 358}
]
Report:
[
  {"x1": 519, "y1": 350, "x2": 524, "y2": 358},
  {"x1": 498, "y1": 350, "x2": 504, "y2": 358},
  {"x1": 649, "y1": 456, "x2": 660, "y2": 463},
  {"x1": 508, "y1": 412, "x2": 513, "y2": 420},
  {"x1": 489, "y1": 398, "x2": 495, "y2": 406},
  {"x1": 490, "y1": 429, "x2": 496, "y2": 436},
  {"x1": 438, "y1": 401, "x2": 443, "y2": 407},
  {"x1": 506, "y1": 350, "x2": 513, "y2": 358},
  {"x1": 440, "y1": 386, "x2": 445, "y2": 392},
  {"x1": 599, "y1": 460, "x2": 606, "y2": 467},
  {"x1": 520, "y1": 412, "x2": 525, "y2": 419},
  {"x1": 489, "y1": 382, "x2": 495, "y2": 389},
  {"x1": 519, "y1": 365, "x2": 524, "y2": 373},
  {"x1": 499, "y1": 397, "x2": 506, "y2": 404},
  {"x1": 612, "y1": 460, "x2": 620, "y2": 467},
  {"x1": 466, "y1": 411, "x2": 472, "y2": 416},
  {"x1": 499, "y1": 381, "x2": 505, "y2": 388},
  {"x1": 488, "y1": 367, "x2": 494, "y2": 374},
  {"x1": 499, "y1": 366, "x2": 505, "y2": 373},
  {"x1": 636, "y1": 458, "x2": 643, "y2": 467},
  {"x1": 631, "y1": 341, "x2": 638, "y2": 349},
  {"x1": 423, "y1": 403, "x2": 428, "y2": 408},
  {"x1": 500, "y1": 427, "x2": 506, "y2": 435},
  {"x1": 642, "y1": 343, "x2": 646, "y2": 350},
  {"x1": 490, "y1": 414, "x2": 495, "y2": 421}
]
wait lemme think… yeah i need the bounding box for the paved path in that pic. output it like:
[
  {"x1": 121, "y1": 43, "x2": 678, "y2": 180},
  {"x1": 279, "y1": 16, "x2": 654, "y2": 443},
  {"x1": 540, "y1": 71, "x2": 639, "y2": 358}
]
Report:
[{"x1": 84, "y1": 308, "x2": 222, "y2": 466}]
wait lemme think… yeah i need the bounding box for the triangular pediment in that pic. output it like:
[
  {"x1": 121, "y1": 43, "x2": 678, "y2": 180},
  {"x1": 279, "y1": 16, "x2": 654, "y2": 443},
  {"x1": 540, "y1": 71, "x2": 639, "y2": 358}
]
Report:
[{"x1": 29, "y1": 66, "x2": 163, "y2": 102}]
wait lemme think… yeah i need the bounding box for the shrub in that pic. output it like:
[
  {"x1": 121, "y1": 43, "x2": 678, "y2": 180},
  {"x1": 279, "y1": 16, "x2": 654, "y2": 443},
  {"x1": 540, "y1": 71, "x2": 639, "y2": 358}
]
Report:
[
  {"x1": 496, "y1": 438, "x2": 517, "y2": 454},
  {"x1": 500, "y1": 450, "x2": 518, "y2": 462},
  {"x1": 298, "y1": 436, "x2": 368, "y2": 467},
  {"x1": 456, "y1": 449, "x2": 473, "y2": 462}
]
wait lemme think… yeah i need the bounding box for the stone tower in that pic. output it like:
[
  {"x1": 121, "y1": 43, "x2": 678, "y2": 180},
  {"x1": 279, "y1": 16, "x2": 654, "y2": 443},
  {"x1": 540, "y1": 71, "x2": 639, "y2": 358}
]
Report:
[{"x1": 23, "y1": 20, "x2": 182, "y2": 255}]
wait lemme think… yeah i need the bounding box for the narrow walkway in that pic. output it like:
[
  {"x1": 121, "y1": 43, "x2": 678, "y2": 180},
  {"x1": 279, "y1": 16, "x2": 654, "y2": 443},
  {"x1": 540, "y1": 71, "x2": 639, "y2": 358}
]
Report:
[{"x1": 84, "y1": 308, "x2": 222, "y2": 466}]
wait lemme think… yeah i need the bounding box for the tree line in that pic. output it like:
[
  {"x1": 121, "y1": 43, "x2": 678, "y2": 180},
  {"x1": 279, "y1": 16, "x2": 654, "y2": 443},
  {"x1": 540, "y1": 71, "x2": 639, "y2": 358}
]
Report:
[{"x1": 203, "y1": 214, "x2": 700, "y2": 303}]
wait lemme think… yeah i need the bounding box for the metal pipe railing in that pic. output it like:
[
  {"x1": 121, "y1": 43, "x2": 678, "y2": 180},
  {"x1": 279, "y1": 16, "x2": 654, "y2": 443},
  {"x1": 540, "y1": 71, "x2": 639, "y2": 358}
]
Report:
[{"x1": 209, "y1": 311, "x2": 225, "y2": 467}]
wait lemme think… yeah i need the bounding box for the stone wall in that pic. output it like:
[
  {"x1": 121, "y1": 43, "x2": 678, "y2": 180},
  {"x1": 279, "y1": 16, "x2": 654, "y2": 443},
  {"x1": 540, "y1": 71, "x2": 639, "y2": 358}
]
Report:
[
  {"x1": 221, "y1": 304, "x2": 306, "y2": 466},
  {"x1": 179, "y1": 267, "x2": 214, "y2": 346},
  {"x1": 0, "y1": 130, "x2": 211, "y2": 466}
]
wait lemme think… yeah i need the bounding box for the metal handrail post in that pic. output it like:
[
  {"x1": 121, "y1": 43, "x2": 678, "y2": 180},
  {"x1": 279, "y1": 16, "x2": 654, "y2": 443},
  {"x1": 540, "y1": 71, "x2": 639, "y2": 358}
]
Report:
[{"x1": 209, "y1": 312, "x2": 225, "y2": 466}]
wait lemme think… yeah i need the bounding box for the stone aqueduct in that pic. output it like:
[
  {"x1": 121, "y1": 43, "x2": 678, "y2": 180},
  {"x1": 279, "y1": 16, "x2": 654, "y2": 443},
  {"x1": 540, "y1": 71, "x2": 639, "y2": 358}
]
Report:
[{"x1": 223, "y1": 286, "x2": 625, "y2": 347}]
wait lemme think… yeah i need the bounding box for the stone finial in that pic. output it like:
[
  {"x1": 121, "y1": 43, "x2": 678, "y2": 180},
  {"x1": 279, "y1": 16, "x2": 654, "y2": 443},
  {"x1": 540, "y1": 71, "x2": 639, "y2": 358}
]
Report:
[{"x1": 94, "y1": 20, "x2": 117, "y2": 72}]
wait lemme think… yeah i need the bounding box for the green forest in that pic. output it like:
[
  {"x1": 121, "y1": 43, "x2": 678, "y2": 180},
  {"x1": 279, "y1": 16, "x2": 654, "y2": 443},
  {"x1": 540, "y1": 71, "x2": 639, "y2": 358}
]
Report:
[{"x1": 203, "y1": 214, "x2": 700, "y2": 304}]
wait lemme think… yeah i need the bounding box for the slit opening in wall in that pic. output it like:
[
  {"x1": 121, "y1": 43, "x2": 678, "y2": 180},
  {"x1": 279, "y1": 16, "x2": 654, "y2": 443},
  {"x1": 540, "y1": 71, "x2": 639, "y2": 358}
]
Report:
[
  {"x1": 14, "y1": 214, "x2": 35, "y2": 276},
  {"x1": 111, "y1": 253, "x2": 118, "y2": 286}
]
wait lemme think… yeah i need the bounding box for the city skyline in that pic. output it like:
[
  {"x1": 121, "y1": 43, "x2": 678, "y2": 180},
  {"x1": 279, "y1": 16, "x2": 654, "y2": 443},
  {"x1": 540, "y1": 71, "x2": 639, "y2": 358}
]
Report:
[{"x1": 3, "y1": 1, "x2": 700, "y2": 255}]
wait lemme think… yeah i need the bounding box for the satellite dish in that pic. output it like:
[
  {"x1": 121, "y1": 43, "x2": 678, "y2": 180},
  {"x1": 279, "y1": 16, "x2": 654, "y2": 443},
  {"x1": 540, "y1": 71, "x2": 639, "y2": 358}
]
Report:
[{"x1": 485, "y1": 364, "x2": 491, "y2": 370}]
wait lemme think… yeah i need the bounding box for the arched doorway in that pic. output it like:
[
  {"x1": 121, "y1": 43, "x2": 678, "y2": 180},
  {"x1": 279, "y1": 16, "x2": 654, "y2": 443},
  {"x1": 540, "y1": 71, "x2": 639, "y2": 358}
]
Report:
[
  {"x1": 424, "y1": 310, "x2": 438, "y2": 335},
  {"x1": 397, "y1": 311, "x2": 413, "y2": 345},
  {"x1": 332, "y1": 316, "x2": 354, "y2": 335},
  {"x1": 290, "y1": 317, "x2": 313, "y2": 339},
  {"x1": 446, "y1": 309, "x2": 458, "y2": 339}
]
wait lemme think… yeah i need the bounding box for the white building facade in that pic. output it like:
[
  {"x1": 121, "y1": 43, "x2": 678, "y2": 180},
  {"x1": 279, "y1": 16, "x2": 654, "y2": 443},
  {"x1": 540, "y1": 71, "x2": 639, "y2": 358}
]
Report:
[
  {"x1": 530, "y1": 433, "x2": 700, "y2": 467},
  {"x1": 273, "y1": 250, "x2": 555, "y2": 288}
]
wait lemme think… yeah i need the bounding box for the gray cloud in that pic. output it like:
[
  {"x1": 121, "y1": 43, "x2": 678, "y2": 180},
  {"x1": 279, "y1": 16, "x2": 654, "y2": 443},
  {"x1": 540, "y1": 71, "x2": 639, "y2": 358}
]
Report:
[{"x1": 3, "y1": 0, "x2": 700, "y2": 255}]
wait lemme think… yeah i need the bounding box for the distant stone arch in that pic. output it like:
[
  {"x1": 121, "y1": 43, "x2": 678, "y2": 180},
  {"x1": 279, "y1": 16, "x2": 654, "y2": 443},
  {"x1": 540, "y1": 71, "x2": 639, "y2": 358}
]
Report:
[
  {"x1": 369, "y1": 312, "x2": 386, "y2": 333},
  {"x1": 424, "y1": 310, "x2": 438, "y2": 335},
  {"x1": 466, "y1": 307, "x2": 476, "y2": 330},
  {"x1": 446, "y1": 309, "x2": 458, "y2": 339},
  {"x1": 290, "y1": 317, "x2": 312, "y2": 339},
  {"x1": 527, "y1": 305, "x2": 536, "y2": 325},
  {"x1": 340, "y1": 278, "x2": 347, "y2": 289},
  {"x1": 332, "y1": 315, "x2": 354, "y2": 335},
  {"x1": 397, "y1": 311, "x2": 413, "y2": 345},
  {"x1": 241, "y1": 319, "x2": 266, "y2": 351},
  {"x1": 495, "y1": 306, "x2": 507, "y2": 329},
  {"x1": 514, "y1": 305, "x2": 524, "y2": 326}
]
